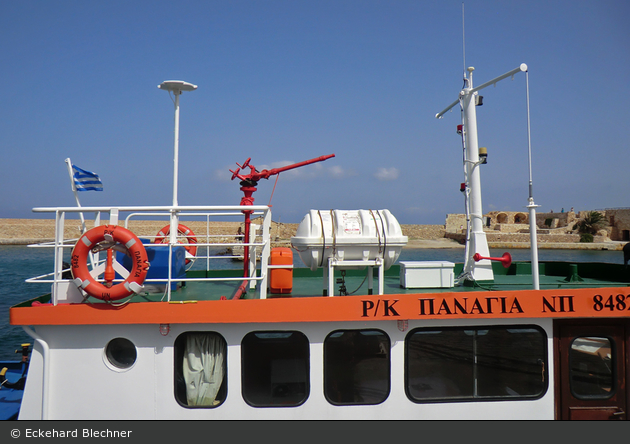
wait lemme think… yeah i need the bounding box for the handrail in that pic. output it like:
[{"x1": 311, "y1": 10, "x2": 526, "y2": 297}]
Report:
[
  {"x1": 27, "y1": 205, "x2": 273, "y2": 303},
  {"x1": 32, "y1": 205, "x2": 271, "y2": 213}
]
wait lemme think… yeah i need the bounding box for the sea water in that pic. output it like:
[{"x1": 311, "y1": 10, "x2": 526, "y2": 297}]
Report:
[
  {"x1": 0, "y1": 245, "x2": 625, "y2": 361},
  {"x1": 0, "y1": 245, "x2": 54, "y2": 362}
]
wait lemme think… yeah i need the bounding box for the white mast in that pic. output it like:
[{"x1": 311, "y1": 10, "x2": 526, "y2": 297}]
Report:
[
  {"x1": 461, "y1": 67, "x2": 493, "y2": 281},
  {"x1": 437, "y1": 63, "x2": 529, "y2": 283}
]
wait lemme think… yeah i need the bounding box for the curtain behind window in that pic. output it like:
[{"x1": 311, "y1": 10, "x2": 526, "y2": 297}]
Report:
[{"x1": 183, "y1": 333, "x2": 225, "y2": 406}]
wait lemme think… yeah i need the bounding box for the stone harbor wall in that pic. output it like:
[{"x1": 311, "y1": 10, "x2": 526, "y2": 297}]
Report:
[
  {"x1": 0, "y1": 218, "x2": 446, "y2": 245},
  {"x1": 1, "y1": 214, "x2": 626, "y2": 250}
]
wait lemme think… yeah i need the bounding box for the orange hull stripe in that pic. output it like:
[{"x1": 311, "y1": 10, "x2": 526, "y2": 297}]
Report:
[{"x1": 10, "y1": 287, "x2": 630, "y2": 326}]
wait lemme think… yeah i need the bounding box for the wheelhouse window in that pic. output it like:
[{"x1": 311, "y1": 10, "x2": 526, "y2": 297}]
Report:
[
  {"x1": 174, "y1": 332, "x2": 227, "y2": 408},
  {"x1": 324, "y1": 329, "x2": 390, "y2": 405},
  {"x1": 405, "y1": 326, "x2": 547, "y2": 402},
  {"x1": 241, "y1": 331, "x2": 310, "y2": 407},
  {"x1": 569, "y1": 336, "x2": 614, "y2": 399}
]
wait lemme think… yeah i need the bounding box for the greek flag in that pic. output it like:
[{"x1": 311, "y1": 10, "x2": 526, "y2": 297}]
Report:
[{"x1": 72, "y1": 164, "x2": 103, "y2": 192}]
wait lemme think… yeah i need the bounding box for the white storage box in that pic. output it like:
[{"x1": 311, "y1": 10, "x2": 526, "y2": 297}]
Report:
[{"x1": 399, "y1": 261, "x2": 455, "y2": 289}]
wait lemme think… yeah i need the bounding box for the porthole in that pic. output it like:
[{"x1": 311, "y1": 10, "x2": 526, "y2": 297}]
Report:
[{"x1": 105, "y1": 338, "x2": 137, "y2": 370}]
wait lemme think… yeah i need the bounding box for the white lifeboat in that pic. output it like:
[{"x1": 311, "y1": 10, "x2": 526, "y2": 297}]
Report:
[{"x1": 291, "y1": 209, "x2": 408, "y2": 271}]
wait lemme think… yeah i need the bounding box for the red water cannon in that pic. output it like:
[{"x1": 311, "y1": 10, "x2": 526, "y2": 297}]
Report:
[
  {"x1": 473, "y1": 252, "x2": 512, "y2": 268},
  {"x1": 228, "y1": 153, "x2": 335, "y2": 296},
  {"x1": 230, "y1": 154, "x2": 335, "y2": 186},
  {"x1": 229, "y1": 153, "x2": 335, "y2": 209}
]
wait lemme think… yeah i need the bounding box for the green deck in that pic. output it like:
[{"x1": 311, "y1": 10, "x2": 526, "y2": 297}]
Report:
[
  {"x1": 133, "y1": 261, "x2": 630, "y2": 303},
  {"x1": 15, "y1": 261, "x2": 630, "y2": 307}
]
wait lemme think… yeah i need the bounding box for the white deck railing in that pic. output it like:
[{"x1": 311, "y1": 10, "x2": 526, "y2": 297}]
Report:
[{"x1": 26, "y1": 205, "x2": 273, "y2": 304}]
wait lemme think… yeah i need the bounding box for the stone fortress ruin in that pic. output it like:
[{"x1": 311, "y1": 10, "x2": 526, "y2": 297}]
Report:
[{"x1": 445, "y1": 208, "x2": 630, "y2": 245}]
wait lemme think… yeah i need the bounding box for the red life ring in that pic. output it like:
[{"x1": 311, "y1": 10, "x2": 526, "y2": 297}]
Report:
[
  {"x1": 154, "y1": 223, "x2": 198, "y2": 263},
  {"x1": 71, "y1": 225, "x2": 149, "y2": 301}
]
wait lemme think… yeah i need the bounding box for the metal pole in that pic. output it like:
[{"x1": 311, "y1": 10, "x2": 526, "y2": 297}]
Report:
[
  {"x1": 172, "y1": 90, "x2": 181, "y2": 208},
  {"x1": 524, "y1": 70, "x2": 540, "y2": 289},
  {"x1": 158, "y1": 80, "x2": 197, "y2": 245},
  {"x1": 170, "y1": 90, "x2": 181, "y2": 246}
]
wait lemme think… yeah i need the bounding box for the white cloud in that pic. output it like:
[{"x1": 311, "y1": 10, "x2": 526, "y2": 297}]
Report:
[
  {"x1": 374, "y1": 167, "x2": 399, "y2": 181},
  {"x1": 328, "y1": 165, "x2": 345, "y2": 179},
  {"x1": 327, "y1": 165, "x2": 358, "y2": 179},
  {"x1": 213, "y1": 168, "x2": 233, "y2": 181}
]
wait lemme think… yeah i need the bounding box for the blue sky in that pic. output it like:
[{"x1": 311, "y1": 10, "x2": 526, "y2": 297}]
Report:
[{"x1": 1, "y1": 0, "x2": 628, "y2": 225}]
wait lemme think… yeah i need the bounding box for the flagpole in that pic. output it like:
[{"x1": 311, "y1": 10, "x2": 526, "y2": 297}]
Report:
[
  {"x1": 65, "y1": 158, "x2": 98, "y2": 270},
  {"x1": 65, "y1": 158, "x2": 87, "y2": 234}
]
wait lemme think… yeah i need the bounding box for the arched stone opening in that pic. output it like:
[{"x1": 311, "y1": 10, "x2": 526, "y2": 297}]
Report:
[{"x1": 514, "y1": 213, "x2": 528, "y2": 224}]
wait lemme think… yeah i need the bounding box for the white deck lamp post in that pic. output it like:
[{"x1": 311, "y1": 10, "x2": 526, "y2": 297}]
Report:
[{"x1": 158, "y1": 80, "x2": 197, "y2": 244}]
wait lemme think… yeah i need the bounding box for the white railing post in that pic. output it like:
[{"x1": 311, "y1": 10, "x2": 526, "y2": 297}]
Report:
[
  {"x1": 259, "y1": 208, "x2": 272, "y2": 299},
  {"x1": 52, "y1": 210, "x2": 65, "y2": 305}
]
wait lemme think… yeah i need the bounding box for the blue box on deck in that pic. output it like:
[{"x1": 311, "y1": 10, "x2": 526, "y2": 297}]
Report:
[{"x1": 117, "y1": 239, "x2": 186, "y2": 292}]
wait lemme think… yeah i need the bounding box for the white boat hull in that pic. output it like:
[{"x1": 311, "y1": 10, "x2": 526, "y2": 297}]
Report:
[{"x1": 19, "y1": 318, "x2": 554, "y2": 420}]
